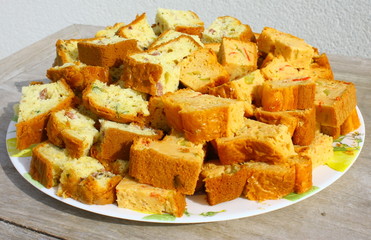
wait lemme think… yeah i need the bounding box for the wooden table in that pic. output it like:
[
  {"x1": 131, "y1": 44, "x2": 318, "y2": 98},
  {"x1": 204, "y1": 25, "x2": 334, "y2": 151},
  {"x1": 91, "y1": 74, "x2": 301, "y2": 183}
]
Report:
[{"x1": 0, "y1": 25, "x2": 370, "y2": 240}]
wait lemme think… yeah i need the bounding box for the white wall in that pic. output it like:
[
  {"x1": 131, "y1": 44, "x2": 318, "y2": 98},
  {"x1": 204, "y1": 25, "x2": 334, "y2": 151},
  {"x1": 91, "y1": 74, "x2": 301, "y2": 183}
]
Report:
[{"x1": 0, "y1": 0, "x2": 370, "y2": 60}]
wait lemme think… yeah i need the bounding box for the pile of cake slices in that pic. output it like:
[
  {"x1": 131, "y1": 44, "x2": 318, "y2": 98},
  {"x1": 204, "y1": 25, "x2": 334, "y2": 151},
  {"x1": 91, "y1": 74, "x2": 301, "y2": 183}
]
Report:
[{"x1": 15, "y1": 8, "x2": 359, "y2": 218}]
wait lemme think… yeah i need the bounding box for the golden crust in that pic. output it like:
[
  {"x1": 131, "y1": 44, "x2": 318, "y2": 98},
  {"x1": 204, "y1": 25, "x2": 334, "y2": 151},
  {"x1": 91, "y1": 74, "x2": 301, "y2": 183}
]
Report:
[
  {"x1": 162, "y1": 89, "x2": 245, "y2": 143},
  {"x1": 261, "y1": 77, "x2": 316, "y2": 112},
  {"x1": 121, "y1": 56, "x2": 164, "y2": 96},
  {"x1": 315, "y1": 79, "x2": 357, "y2": 127},
  {"x1": 129, "y1": 137, "x2": 204, "y2": 195},
  {"x1": 288, "y1": 155, "x2": 312, "y2": 194},
  {"x1": 91, "y1": 126, "x2": 163, "y2": 166},
  {"x1": 74, "y1": 174, "x2": 122, "y2": 205},
  {"x1": 255, "y1": 107, "x2": 316, "y2": 146},
  {"x1": 29, "y1": 141, "x2": 63, "y2": 188},
  {"x1": 46, "y1": 64, "x2": 110, "y2": 92},
  {"x1": 78, "y1": 39, "x2": 142, "y2": 67},
  {"x1": 116, "y1": 177, "x2": 186, "y2": 217},
  {"x1": 242, "y1": 162, "x2": 295, "y2": 201},
  {"x1": 201, "y1": 162, "x2": 248, "y2": 205}
]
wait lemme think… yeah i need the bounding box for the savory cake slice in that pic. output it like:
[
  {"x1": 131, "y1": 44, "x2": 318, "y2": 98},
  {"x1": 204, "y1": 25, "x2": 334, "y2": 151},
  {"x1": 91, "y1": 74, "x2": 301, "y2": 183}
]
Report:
[
  {"x1": 149, "y1": 29, "x2": 204, "y2": 49},
  {"x1": 178, "y1": 47, "x2": 230, "y2": 93},
  {"x1": 29, "y1": 141, "x2": 70, "y2": 188},
  {"x1": 116, "y1": 176, "x2": 186, "y2": 217},
  {"x1": 116, "y1": 13, "x2": 157, "y2": 49},
  {"x1": 161, "y1": 89, "x2": 245, "y2": 143},
  {"x1": 46, "y1": 108, "x2": 99, "y2": 158},
  {"x1": 57, "y1": 156, "x2": 122, "y2": 205},
  {"x1": 121, "y1": 35, "x2": 202, "y2": 96},
  {"x1": 201, "y1": 16, "x2": 255, "y2": 43},
  {"x1": 213, "y1": 119, "x2": 296, "y2": 165},
  {"x1": 95, "y1": 22, "x2": 125, "y2": 38},
  {"x1": 46, "y1": 62, "x2": 110, "y2": 92},
  {"x1": 260, "y1": 76, "x2": 316, "y2": 112},
  {"x1": 78, "y1": 36, "x2": 142, "y2": 67},
  {"x1": 218, "y1": 37, "x2": 258, "y2": 80},
  {"x1": 16, "y1": 80, "x2": 75, "y2": 150},
  {"x1": 294, "y1": 131, "x2": 334, "y2": 168},
  {"x1": 242, "y1": 161, "x2": 295, "y2": 201},
  {"x1": 82, "y1": 80, "x2": 149, "y2": 124},
  {"x1": 129, "y1": 134, "x2": 205, "y2": 195},
  {"x1": 315, "y1": 78, "x2": 357, "y2": 127},
  {"x1": 90, "y1": 119, "x2": 163, "y2": 167},
  {"x1": 201, "y1": 161, "x2": 248, "y2": 205},
  {"x1": 53, "y1": 38, "x2": 94, "y2": 66},
  {"x1": 154, "y1": 8, "x2": 204, "y2": 36},
  {"x1": 257, "y1": 27, "x2": 314, "y2": 68}
]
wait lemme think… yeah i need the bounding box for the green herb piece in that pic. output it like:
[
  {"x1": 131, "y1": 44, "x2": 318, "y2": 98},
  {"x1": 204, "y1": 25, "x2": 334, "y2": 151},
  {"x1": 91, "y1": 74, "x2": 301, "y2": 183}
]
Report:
[
  {"x1": 244, "y1": 75, "x2": 254, "y2": 84},
  {"x1": 323, "y1": 89, "x2": 330, "y2": 96}
]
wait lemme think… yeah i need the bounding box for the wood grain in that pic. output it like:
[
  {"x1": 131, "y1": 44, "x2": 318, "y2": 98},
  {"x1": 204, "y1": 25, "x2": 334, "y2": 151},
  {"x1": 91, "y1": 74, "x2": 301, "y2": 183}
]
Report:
[{"x1": 0, "y1": 25, "x2": 370, "y2": 240}]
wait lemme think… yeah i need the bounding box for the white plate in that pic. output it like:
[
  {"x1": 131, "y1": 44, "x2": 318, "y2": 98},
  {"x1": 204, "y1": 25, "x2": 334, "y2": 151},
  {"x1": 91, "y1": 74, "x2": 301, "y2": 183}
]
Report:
[{"x1": 6, "y1": 107, "x2": 365, "y2": 223}]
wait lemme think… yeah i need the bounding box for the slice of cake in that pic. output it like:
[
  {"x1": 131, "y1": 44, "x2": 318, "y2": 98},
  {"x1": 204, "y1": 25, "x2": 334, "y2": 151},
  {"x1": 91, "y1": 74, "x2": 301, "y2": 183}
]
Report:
[
  {"x1": 261, "y1": 77, "x2": 315, "y2": 112},
  {"x1": 121, "y1": 35, "x2": 202, "y2": 96},
  {"x1": 301, "y1": 53, "x2": 334, "y2": 81},
  {"x1": 287, "y1": 154, "x2": 312, "y2": 194},
  {"x1": 16, "y1": 80, "x2": 75, "y2": 150},
  {"x1": 154, "y1": 8, "x2": 204, "y2": 36},
  {"x1": 149, "y1": 29, "x2": 204, "y2": 49},
  {"x1": 320, "y1": 107, "x2": 360, "y2": 140},
  {"x1": 213, "y1": 119, "x2": 296, "y2": 165},
  {"x1": 57, "y1": 156, "x2": 122, "y2": 205},
  {"x1": 53, "y1": 38, "x2": 93, "y2": 66},
  {"x1": 90, "y1": 120, "x2": 163, "y2": 167},
  {"x1": 29, "y1": 141, "x2": 70, "y2": 188},
  {"x1": 201, "y1": 16, "x2": 255, "y2": 43},
  {"x1": 116, "y1": 176, "x2": 186, "y2": 217},
  {"x1": 204, "y1": 42, "x2": 221, "y2": 55},
  {"x1": 255, "y1": 107, "x2": 316, "y2": 146},
  {"x1": 294, "y1": 131, "x2": 334, "y2": 168},
  {"x1": 46, "y1": 108, "x2": 99, "y2": 158},
  {"x1": 82, "y1": 80, "x2": 149, "y2": 124},
  {"x1": 73, "y1": 170, "x2": 122, "y2": 205},
  {"x1": 242, "y1": 162, "x2": 295, "y2": 201},
  {"x1": 116, "y1": 13, "x2": 157, "y2": 49},
  {"x1": 46, "y1": 62, "x2": 110, "y2": 92},
  {"x1": 315, "y1": 79, "x2": 357, "y2": 127},
  {"x1": 129, "y1": 134, "x2": 205, "y2": 195},
  {"x1": 257, "y1": 27, "x2": 314, "y2": 68},
  {"x1": 95, "y1": 22, "x2": 125, "y2": 38},
  {"x1": 208, "y1": 69, "x2": 264, "y2": 110},
  {"x1": 178, "y1": 47, "x2": 230, "y2": 93},
  {"x1": 218, "y1": 37, "x2": 258, "y2": 80},
  {"x1": 78, "y1": 36, "x2": 142, "y2": 67},
  {"x1": 161, "y1": 89, "x2": 246, "y2": 143},
  {"x1": 260, "y1": 54, "x2": 303, "y2": 81},
  {"x1": 147, "y1": 96, "x2": 171, "y2": 133},
  {"x1": 201, "y1": 161, "x2": 248, "y2": 205}
]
